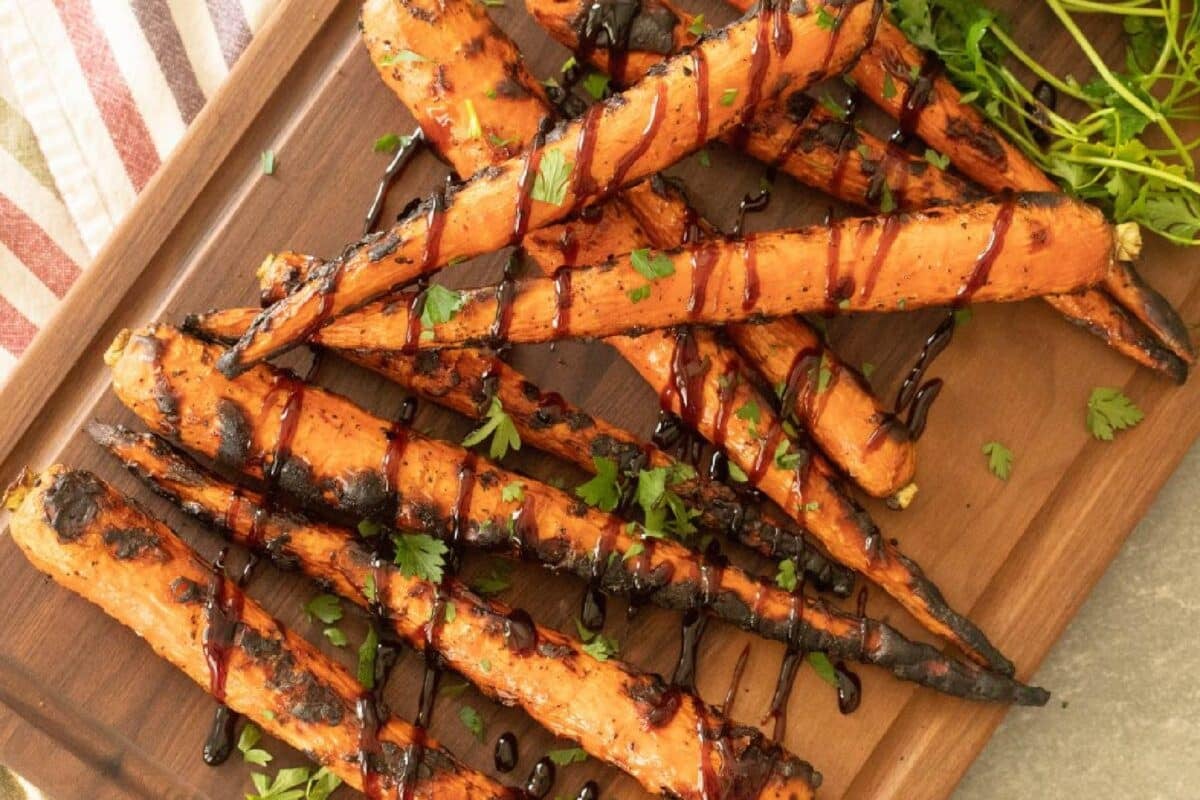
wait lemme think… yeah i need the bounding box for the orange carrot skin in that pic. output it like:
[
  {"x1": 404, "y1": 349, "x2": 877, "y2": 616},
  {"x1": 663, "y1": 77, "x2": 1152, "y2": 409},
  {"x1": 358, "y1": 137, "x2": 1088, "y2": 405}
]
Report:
[
  {"x1": 299, "y1": 193, "x2": 1114, "y2": 351},
  {"x1": 218, "y1": 0, "x2": 885, "y2": 375},
  {"x1": 7, "y1": 466, "x2": 514, "y2": 800},
  {"x1": 91, "y1": 424, "x2": 820, "y2": 800}
]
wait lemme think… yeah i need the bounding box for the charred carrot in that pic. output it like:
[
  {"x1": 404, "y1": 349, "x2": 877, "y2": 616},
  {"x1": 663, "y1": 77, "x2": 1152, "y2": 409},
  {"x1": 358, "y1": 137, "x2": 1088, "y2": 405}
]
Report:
[
  {"x1": 90, "y1": 423, "x2": 822, "y2": 800},
  {"x1": 106, "y1": 324, "x2": 1046, "y2": 702},
  {"x1": 262, "y1": 193, "x2": 1114, "y2": 351},
  {"x1": 216, "y1": 0, "x2": 885, "y2": 376},
  {"x1": 185, "y1": 306, "x2": 855, "y2": 596},
  {"x1": 4, "y1": 466, "x2": 515, "y2": 800}
]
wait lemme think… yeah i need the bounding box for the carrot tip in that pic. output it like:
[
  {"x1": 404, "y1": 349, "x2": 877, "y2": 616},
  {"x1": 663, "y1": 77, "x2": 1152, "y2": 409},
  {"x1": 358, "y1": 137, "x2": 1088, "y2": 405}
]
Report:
[
  {"x1": 887, "y1": 482, "x2": 918, "y2": 510},
  {"x1": 104, "y1": 329, "x2": 132, "y2": 367}
]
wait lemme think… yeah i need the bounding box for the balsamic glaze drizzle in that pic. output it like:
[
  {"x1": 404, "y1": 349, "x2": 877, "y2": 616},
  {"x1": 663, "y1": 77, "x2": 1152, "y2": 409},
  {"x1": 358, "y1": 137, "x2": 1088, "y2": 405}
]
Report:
[{"x1": 364, "y1": 127, "x2": 426, "y2": 235}]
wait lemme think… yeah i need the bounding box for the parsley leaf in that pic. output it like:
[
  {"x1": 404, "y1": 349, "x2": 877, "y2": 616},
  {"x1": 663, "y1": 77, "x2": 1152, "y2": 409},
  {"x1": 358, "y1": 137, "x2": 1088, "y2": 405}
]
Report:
[
  {"x1": 807, "y1": 652, "x2": 839, "y2": 687},
  {"x1": 246, "y1": 766, "x2": 312, "y2": 800},
  {"x1": 1086, "y1": 387, "x2": 1144, "y2": 440},
  {"x1": 576, "y1": 456, "x2": 622, "y2": 511},
  {"x1": 687, "y1": 14, "x2": 707, "y2": 36},
  {"x1": 502, "y1": 481, "x2": 526, "y2": 503},
  {"x1": 697, "y1": 149, "x2": 712, "y2": 168},
  {"x1": 392, "y1": 532, "x2": 449, "y2": 583},
  {"x1": 924, "y1": 148, "x2": 951, "y2": 170},
  {"x1": 261, "y1": 150, "x2": 276, "y2": 175},
  {"x1": 775, "y1": 558, "x2": 798, "y2": 592},
  {"x1": 303, "y1": 594, "x2": 343, "y2": 625},
  {"x1": 364, "y1": 572, "x2": 377, "y2": 604},
  {"x1": 628, "y1": 284, "x2": 651, "y2": 303},
  {"x1": 735, "y1": 400, "x2": 760, "y2": 424},
  {"x1": 861, "y1": 362, "x2": 875, "y2": 379},
  {"x1": 305, "y1": 768, "x2": 342, "y2": 800},
  {"x1": 981, "y1": 441, "x2": 1013, "y2": 480},
  {"x1": 630, "y1": 248, "x2": 675, "y2": 281},
  {"x1": 238, "y1": 723, "x2": 273, "y2": 767},
  {"x1": 373, "y1": 133, "x2": 410, "y2": 153},
  {"x1": 531, "y1": 149, "x2": 572, "y2": 206},
  {"x1": 547, "y1": 747, "x2": 588, "y2": 766},
  {"x1": 581, "y1": 72, "x2": 609, "y2": 100},
  {"x1": 459, "y1": 706, "x2": 485, "y2": 741},
  {"x1": 882, "y1": 72, "x2": 898, "y2": 100},
  {"x1": 380, "y1": 50, "x2": 428, "y2": 65},
  {"x1": 581, "y1": 631, "x2": 620, "y2": 662},
  {"x1": 463, "y1": 396, "x2": 522, "y2": 459},
  {"x1": 470, "y1": 560, "x2": 512, "y2": 595},
  {"x1": 323, "y1": 627, "x2": 347, "y2": 648},
  {"x1": 954, "y1": 307, "x2": 973, "y2": 326},
  {"x1": 463, "y1": 99, "x2": 482, "y2": 139},
  {"x1": 358, "y1": 519, "x2": 383, "y2": 538},
  {"x1": 720, "y1": 88, "x2": 738, "y2": 106},
  {"x1": 357, "y1": 626, "x2": 378, "y2": 689},
  {"x1": 774, "y1": 439, "x2": 802, "y2": 471},
  {"x1": 419, "y1": 284, "x2": 466, "y2": 331},
  {"x1": 726, "y1": 462, "x2": 749, "y2": 483},
  {"x1": 815, "y1": 6, "x2": 837, "y2": 30}
]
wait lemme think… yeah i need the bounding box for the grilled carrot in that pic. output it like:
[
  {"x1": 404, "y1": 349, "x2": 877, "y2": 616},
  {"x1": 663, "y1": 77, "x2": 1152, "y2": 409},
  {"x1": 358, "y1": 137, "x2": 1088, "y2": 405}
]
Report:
[
  {"x1": 90, "y1": 423, "x2": 822, "y2": 800},
  {"x1": 184, "y1": 306, "x2": 855, "y2": 596},
  {"x1": 216, "y1": 0, "x2": 885, "y2": 376},
  {"x1": 3, "y1": 466, "x2": 514, "y2": 800},
  {"x1": 360, "y1": 0, "x2": 548, "y2": 176},
  {"x1": 265, "y1": 193, "x2": 1114, "y2": 351},
  {"x1": 106, "y1": 324, "x2": 1046, "y2": 702},
  {"x1": 529, "y1": 0, "x2": 1191, "y2": 378}
]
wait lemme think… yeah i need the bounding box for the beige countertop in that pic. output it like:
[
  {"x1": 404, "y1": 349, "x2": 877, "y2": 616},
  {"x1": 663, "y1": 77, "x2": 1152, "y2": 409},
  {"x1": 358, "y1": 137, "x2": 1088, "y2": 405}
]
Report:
[{"x1": 956, "y1": 442, "x2": 1200, "y2": 798}]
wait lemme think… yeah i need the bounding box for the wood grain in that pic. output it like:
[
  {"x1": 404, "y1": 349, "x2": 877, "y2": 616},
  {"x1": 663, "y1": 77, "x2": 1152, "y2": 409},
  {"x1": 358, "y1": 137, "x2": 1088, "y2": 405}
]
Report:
[{"x1": 0, "y1": 2, "x2": 1196, "y2": 799}]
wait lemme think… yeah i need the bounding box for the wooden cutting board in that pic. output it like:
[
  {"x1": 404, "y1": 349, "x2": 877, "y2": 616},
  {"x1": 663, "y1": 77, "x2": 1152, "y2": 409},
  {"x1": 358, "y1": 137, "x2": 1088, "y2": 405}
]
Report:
[{"x1": 0, "y1": 1, "x2": 1196, "y2": 798}]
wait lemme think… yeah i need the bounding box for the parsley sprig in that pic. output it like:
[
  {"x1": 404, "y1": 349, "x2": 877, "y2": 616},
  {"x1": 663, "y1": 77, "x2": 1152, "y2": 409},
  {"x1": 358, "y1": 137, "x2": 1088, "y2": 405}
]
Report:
[
  {"x1": 463, "y1": 396, "x2": 522, "y2": 459},
  {"x1": 891, "y1": 0, "x2": 1200, "y2": 245}
]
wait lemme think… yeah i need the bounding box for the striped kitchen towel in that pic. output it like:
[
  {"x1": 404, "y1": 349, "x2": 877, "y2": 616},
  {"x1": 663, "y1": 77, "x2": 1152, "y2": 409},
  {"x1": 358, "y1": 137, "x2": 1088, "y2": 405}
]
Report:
[{"x1": 0, "y1": 0, "x2": 279, "y2": 384}]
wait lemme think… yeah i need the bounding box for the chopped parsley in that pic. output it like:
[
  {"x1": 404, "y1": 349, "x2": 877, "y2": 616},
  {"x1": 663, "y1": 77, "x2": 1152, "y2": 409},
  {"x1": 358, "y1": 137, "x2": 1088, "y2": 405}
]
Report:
[
  {"x1": 982, "y1": 441, "x2": 1013, "y2": 480},
  {"x1": 357, "y1": 626, "x2": 378, "y2": 689},
  {"x1": 303, "y1": 594, "x2": 343, "y2": 625},
  {"x1": 501, "y1": 480, "x2": 526, "y2": 503},
  {"x1": 459, "y1": 706, "x2": 486, "y2": 741},
  {"x1": 576, "y1": 455, "x2": 622, "y2": 511},
  {"x1": 358, "y1": 519, "x2": 383, "y2": 537},
  {"x1": 261, "y1": 150, "x2": 276, "y2": 175},
  {"x1": 807, "y1": 652, "x2": 838, "y2": 687},
  {"x1": 373, "y1": 133, "x2": 410, "y2": 153},
  {"x1": 582, "y1": 72, "x2": 610, "y2": 100},
  {"x1": 697, "y1": 149, "x2": 712, "y2": 168},
  {"x1": 775, "y1": 558, "x2": 798, "y2": 592},
  {"x1": 463, "y1": 99, "x2": 482, "y2": 139},
  {"x1": 247, "y1": 766, "x2": 341, "y2": 800},
  {"x1": 630, "y1": 248, "x2": 675, "y2": 280},
  {"x1": 861, "y1": 362, "x2": 876, "y2": 379},
  {"x1": 470, "y1": 560, "x2": 512, "y2": 595},
  {"x1": 727, "y1": 462, "x2": 749, "y2": 483},
  {"x1": 547, "y1": 747, "x2": 588, "y2": 766},
  {"x1": 1086, "y1": 387, "x2": 1144, "y2": 440},
  {"x1": 687, "y1": 14, "x2": 707, "y2": 36},
  {"x1": 393, "y1": 532, "x2": 449, "y2": 583},
  {"x1": 323, "y1": 627, "x2": 347, "y2": 648},
  {"x1": 720, "y1": 88, "x2": 738, "y2": 106},
  {"x1": 531, "y1": 149, "x2": 572, "y2": 206},
  {"x1": 238, "y1": 723, "x2": 273, "y2": 767},
  {"x1": 628, "y1": 284, "x2": 652, "y2": 303},
  {"x1": 774, "y1": 439, "x2": 803, "y2": 470},
  {"x1": 924, "y1": 148, "x2": 951, "y2": 170},
  {"x1": 419, "y1": 284, "x2": 466, "y2": 332},
  {"x1": 819, "y1": 92, "x2": 847, "y2": 120},
  {"x1": 463, "y1": 396, "x2": 522, "y2": 459},
  {"x1": 364, "y1": 572, "x2": 377, "y2": 603},
  {"x1": 735, "y1": 400, "x2": 761, "y2": 425},
  {"x1": 815, "y1": 5, "x2": 838, "y2": 30},
  {"x1": 488, "y1": 132, "x2": 517, "y2": 148},
  {"x1": 882, "y1": 72, "x2": 898, "y2": 100},
  {"x1": 379, "y1": 49, "x2": 428, "y2": 65},
  {"x1": 954, "y1": 306, "x2": 973, "y2": 326},
  {"x1": 580, "y1": 629, "x2": 620, "y2": 662}
]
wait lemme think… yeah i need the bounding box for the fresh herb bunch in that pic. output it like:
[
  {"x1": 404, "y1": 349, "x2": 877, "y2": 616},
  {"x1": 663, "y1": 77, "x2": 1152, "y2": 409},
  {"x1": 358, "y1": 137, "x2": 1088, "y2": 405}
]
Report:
[{"x1": 890, "y1": 0, "x2": 1200, "y2": 246}]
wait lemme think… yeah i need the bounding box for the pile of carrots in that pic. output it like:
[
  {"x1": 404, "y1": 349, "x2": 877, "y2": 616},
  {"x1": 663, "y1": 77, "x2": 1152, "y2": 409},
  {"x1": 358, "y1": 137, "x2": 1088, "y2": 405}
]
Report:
[{"x1": 5, "y1": 0, "x2": 1191, "y2": 798}]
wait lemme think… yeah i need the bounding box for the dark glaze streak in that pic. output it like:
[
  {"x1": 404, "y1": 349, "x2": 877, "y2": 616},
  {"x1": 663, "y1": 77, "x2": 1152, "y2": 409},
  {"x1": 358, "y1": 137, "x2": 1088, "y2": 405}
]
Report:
[
  {"x1": 513, "y1": 118, "x2": 553, "y2": 243},
  {"x1": 741, "y1": 237, "x2": 760, "y2": 311},
  {"x1": 576, "y1": 781, "x2": 600, "y2": 800},
  {"x1": 692, "y1": 49, "x2": 710, "y2": 147},
  {"x1": 860, "y1": 213, "x2": 903, "y2": 301},
  {"x1": 895, "y1": 313, "x2": 954, "y2": 412},
  {"x1": 383, "y1": 397, "x2": 418, "y2": 497},
  {"x1": 722, "y1": 644, "x2": 752, "y2": 720},
  {"x1": 904, "y1": 378, "x2": 943, "y2": 440},
  {"x1": 659, "y1": 328, "x2": 707, "y2": 428},
  {"x1": 749, "y1": 420, "x2": 786, "y2": 484},
  {"x1": 551, "y1": 267, "x2": 574, "y2": 337},
  {"x1": 771, "y1": 0, "x2": 794, "y2": 57},
  {"x1": 201, "y1": 548, "x2": 245, "y2": 766},
  {"x1": 955, "y1": 193, "x2": 1016, "y2": 304},
  {"x1": 494, "y1": 732, "x2": 518, "y2": 773},
  {"x1": 732, "y1": 191, "x2": 771, "y2": 239},
  {"x1": 525, "y1": 757, "x2": 555, "y2": 799},
  {"x1": 672, "y1": 608, "x2": 709, "y2": 692},
  {"x1": 895, "y1": 55, "x2": 942, "y2": 146},
  {"x1": 490, "y1": 251, "x2": 521, "y2": 346},
  {"x1": 607, "y1": 82, "x2": 667, "y2": 194},
  {"x1": 818, "y1": 2, "x2": 847, "y2": 72},
  {"x1": 264, "y1": 375, "x2": 305, "y2": 491},
  {"x1": 824, "y1": 216, "x2": 848, "y2": 311},
  {"x1": 571, "y1": 103, "x2": 604, "y2": 203},
  {"x1": 581, "y1": 521, "x2": 620, "y2": 631},
  {"x1": 688, "y1": 242, "x2": 720, "y2": 317},
  {"x1": 364, "y1": 127, "x2": 425, "y2": 236},
  {"x1": 421, "y1": 183, "x2": 450, "y2": 271},
  {"x1": 835, "y1": 662, "x2": 863, "y2": 714},
  {"x1": 729, "y1": 0, "x2": 775, "y2": 149}
]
